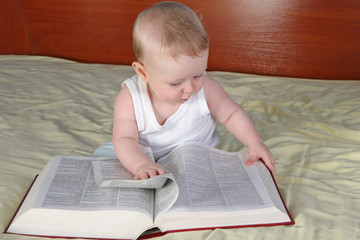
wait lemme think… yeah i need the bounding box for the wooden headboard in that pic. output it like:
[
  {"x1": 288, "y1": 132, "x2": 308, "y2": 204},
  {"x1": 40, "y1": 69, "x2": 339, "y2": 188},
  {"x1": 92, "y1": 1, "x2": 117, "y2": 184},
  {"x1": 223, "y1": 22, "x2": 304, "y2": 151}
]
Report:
[{"x1": 1, "y1": 0, "x2": 360, "y2": 79}]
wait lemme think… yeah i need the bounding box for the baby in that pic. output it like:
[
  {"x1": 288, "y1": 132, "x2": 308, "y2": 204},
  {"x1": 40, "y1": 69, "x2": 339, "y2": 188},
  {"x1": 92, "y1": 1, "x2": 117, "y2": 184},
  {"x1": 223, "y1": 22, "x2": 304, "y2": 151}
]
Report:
[{"x1": 98, "y1": 1, "x2": 274, "y2": 179}]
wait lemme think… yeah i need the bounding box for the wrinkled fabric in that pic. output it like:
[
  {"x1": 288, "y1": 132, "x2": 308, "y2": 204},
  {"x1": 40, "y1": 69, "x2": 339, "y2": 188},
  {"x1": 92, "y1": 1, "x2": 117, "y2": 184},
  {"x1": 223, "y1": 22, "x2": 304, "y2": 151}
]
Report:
[{"x1": 0, "y1": 55, "x2": 359, "y2": 240}]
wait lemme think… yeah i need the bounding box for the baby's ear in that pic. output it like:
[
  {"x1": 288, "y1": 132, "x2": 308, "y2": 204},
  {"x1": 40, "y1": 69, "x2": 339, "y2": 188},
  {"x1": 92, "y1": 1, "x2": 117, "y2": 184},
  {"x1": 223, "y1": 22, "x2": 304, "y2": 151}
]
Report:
[{"x1": 132, "y1": 61, "x2": 148, "y2": 82}]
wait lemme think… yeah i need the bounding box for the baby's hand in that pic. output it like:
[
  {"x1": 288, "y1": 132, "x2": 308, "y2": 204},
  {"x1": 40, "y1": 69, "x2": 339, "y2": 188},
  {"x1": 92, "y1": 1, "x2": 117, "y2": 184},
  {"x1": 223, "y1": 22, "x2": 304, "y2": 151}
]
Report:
[
  {"x1": 133, "y1": 162, "x2": 167, "y2": 180},
  {"x1": 245, "y1": 142, "x2": 275, "y2": 174}
]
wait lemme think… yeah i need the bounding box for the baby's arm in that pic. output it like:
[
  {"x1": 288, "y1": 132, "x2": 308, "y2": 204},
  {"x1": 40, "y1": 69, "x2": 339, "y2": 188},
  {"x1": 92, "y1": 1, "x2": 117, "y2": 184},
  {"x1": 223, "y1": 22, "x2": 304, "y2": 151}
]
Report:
[
  {"x1": 112, "y1": 85, "x2": 166, "y2": 179},
  {"x1": 204, "y1": 77, "x2": 275, "y2": 174}
]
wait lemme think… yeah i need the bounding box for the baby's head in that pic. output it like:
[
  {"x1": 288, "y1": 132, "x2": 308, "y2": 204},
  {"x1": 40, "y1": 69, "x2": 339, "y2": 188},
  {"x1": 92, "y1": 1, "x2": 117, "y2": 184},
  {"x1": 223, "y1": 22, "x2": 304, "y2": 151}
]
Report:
[{"x1": 132, "y1": 1, "x2": 209, "y2": 62}]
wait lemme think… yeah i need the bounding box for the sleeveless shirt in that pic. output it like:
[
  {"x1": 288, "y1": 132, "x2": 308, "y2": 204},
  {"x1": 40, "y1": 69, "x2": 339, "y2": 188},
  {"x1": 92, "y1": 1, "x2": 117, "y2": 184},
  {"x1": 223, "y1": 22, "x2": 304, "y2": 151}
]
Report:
[{"x1": 123, "y1": 75, "x2": 220, "y2": 160}]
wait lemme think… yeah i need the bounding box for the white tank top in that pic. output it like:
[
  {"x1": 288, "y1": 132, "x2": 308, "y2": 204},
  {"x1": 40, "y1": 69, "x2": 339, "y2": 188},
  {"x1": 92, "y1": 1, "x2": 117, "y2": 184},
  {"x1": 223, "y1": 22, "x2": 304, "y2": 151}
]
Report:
[{"x1": 123, "y1": 75, "x2": 220, "y2": 160}]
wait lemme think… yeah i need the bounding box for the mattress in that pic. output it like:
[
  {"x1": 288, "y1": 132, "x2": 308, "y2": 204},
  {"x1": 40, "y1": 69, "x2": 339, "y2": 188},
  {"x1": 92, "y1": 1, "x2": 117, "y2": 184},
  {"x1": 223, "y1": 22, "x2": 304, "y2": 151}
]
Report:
[{"x1": 0, "y1": 55, "x2": 359, "y2": 239}]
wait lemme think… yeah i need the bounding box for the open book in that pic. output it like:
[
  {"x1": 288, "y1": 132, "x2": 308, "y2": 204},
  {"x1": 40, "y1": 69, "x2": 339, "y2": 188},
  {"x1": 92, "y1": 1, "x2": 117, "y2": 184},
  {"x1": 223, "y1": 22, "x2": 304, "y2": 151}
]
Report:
[{"x1": 6, "y1": 142, "x2": 294, "y2": 239}]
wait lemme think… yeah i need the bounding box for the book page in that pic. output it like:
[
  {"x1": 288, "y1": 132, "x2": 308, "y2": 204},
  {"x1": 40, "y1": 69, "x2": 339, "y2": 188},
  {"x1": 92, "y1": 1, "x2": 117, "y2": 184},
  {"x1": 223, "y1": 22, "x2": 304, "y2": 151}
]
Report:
[
  {"x1": 153, "y1": 173, "x2": 179, "y2": 218},
  {"x1": 34, "y1": 156, "x2": 154, "y2": 217},
  {"x1": 92, "y1": 158, "x2": 180, "y2": 220},
  {"x1": 250, "y1": 159, "x2": 289, "y2": 215},
  {"x1": 157, "y1": 142, "x2": 272, "y2": 212},
  {"x1": 92, "y1": 145, "x2": 174, "y2": 189},
  {"x1": 92, "y1": 159, "x2": 172, "y2": 189}
]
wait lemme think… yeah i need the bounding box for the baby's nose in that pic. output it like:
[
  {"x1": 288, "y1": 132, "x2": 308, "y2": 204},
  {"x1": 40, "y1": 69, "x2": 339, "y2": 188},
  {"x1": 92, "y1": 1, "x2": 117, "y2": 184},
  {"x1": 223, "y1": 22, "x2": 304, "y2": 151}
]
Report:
[{"x1": 182, "y1": 80, "x2": 194, "y2": 94}]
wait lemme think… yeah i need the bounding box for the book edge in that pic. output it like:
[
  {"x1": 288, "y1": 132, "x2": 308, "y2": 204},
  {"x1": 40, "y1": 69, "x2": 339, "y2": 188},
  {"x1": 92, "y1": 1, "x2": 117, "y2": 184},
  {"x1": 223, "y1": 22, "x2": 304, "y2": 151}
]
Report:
[
  {"x1": 4, "y1": 174, "x2": 39, "y2": 234},
  {"x1": 266, "y1": 164, "x2": 295, "y2": 225},
  {"x1": 140, "y1": 220, "x2": 295, "y2": 239}
]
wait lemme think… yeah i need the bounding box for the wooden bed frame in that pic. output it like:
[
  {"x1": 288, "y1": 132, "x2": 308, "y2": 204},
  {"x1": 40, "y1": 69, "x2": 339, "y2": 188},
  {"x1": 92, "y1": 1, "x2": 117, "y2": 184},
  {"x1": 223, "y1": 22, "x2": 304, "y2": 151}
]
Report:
[{"x1": 1, "y1": 0, "x2": 360, "y2": 80}]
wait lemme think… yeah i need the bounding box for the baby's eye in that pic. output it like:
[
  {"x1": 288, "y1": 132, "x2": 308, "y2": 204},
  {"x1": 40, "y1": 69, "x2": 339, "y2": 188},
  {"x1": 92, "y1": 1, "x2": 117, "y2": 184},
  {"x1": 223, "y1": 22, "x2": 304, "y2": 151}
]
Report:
[
  {"x1": 193, "y1": 73, "x2": 203, "y2": 79},
  {"x1": 170, "y1": 82, "x2": 180, "y2": 86}
]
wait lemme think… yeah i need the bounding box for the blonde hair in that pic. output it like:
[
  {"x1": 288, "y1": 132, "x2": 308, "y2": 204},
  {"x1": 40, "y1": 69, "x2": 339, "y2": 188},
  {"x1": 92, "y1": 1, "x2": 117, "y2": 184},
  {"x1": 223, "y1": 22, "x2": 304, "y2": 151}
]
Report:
[{"x1": 132, "y1": 1, "x2": 209, "y2": 60}]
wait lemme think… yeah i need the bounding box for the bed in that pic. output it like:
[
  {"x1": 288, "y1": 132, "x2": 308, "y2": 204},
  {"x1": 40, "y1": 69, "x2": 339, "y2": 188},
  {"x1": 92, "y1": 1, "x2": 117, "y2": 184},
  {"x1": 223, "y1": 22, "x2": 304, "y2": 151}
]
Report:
[{"x1": 1, "y1": 0, "x2": 360, "y2": 239}]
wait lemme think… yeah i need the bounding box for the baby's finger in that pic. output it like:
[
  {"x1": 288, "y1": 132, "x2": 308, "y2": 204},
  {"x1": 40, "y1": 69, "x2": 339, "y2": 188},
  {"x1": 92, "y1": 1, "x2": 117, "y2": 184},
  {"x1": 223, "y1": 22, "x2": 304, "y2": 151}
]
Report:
[
  {"x1": 266, "y1": 160, "x2": 276, "y2": 174},
  {"x1": 245, "y1": 154, "x2": 258, "y2": 166},
  {"x1": 261, "y1": 156, "x2": 275, "y2": 174},
  {"x1": 156, "y1": 166, "x2": 167, "y2": 175},
  {"x1": 133, "y1": 171, "x2": 149, "y2": 180},
  {"x1": 146, "y1": 168, "x2": 158, "y2": 178}
]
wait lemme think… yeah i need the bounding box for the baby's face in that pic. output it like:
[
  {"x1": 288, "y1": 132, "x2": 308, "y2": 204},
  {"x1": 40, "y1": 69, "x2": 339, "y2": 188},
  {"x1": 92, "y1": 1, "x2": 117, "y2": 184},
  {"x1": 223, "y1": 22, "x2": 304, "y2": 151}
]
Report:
[{"x1": 143, "y1": 49, "x2": 209, "y2": 105}]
